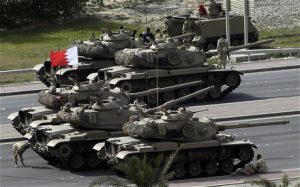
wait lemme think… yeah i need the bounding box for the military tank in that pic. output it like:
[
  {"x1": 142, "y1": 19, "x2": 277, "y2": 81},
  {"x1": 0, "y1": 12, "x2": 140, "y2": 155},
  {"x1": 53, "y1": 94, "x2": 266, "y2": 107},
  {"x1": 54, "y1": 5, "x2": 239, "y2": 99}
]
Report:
[
  {"x1": 33, "y1": 29, "x2": 138, "y2": 87},
  {"x1": 97, "y1": 109, "x2": 288, "y2": 178},
  {"x1": 8, "y1": 80, "x2": 206, "y2": 136},
  {"x1": 165, "y1": 14, "x2": 259, "y2": 50},
  {"x1": 22, "y1": 86, "x2": 215, "y2": 170},
  {"x1": 99, "y1": 39, "x2": 272, "y2": 105}
]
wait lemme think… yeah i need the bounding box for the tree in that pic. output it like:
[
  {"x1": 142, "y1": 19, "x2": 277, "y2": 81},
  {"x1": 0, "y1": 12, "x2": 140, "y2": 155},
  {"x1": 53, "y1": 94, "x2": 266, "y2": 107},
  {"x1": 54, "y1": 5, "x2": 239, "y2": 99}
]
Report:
[{"x1": 90, "y1": 146, "x2": 181, "y2": 187}]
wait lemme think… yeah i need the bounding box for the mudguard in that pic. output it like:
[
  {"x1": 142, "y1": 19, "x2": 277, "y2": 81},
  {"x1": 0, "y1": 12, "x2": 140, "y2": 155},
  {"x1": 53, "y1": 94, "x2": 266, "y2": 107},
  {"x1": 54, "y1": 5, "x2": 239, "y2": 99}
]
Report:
[{"x1": 33, "y1": 63, "x2": 44, "y2": 72}]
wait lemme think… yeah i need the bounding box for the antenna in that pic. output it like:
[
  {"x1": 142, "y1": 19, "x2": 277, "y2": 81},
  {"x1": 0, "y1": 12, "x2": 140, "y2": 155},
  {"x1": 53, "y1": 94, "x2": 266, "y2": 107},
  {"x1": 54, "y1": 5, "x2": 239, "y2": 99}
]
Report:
[
  {"x1": 155, "y1": 50, "x2": 159, "y2": 109},
  {"x1": 144, "y1": 0, "x2": 148, "y2": 27}
]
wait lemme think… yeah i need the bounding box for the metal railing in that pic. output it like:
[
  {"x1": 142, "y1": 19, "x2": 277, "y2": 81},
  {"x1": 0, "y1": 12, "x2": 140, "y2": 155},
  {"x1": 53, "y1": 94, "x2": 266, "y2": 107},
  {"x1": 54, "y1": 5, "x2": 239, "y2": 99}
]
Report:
[
  {"x1": 0, "y1": 68, "x2": 34, "y2": 75},
  {"x1": 230, "y1": 48, "x2": 300, "y2": 55}
]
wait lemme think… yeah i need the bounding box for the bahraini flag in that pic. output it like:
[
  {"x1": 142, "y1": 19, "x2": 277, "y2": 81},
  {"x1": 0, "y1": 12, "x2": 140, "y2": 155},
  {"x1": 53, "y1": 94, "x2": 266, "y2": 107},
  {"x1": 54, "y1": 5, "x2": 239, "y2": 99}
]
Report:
[{"x1": 50, "y1": 46, "x2": 78, "y2": 67}]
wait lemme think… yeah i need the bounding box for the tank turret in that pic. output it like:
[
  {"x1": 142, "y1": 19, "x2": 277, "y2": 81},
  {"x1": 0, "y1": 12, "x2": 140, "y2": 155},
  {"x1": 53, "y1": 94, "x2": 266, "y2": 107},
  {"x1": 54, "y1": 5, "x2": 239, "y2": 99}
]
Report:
[
  {"x1": 99, "y1": 109, "x2": 288, "y2": 178},
  {"x1": 77, "y1": 29, "x2": 134, "y2": 60},
  {"x1": 115, "y1": 39, "x2": 273, "y2": 69},
  {"x1": 122, "y1": 111, "x2": 289, "y2": 141}
]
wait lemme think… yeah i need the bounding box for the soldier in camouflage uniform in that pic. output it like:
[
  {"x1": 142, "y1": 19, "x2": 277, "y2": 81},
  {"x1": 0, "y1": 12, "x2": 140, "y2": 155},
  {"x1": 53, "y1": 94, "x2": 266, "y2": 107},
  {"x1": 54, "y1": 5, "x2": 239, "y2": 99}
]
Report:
[
  {"x1": 217, "y1": 34, "x2": 229, "y2": 69},
  {"x1": 13, "y1": 142, "x2": 31, "y2": 167},
  {"x1": 208, "y1": 0, "x2": 219, "y2": 18},
  {"x1": 155, "y1": 28, "x2": 163, "y2": 40},
  {"x1": 232, "y1": 163, "x2": 257, "y2": 176},
  {"x1": 162, "y1": 28, "x2": 169, "y2": 39},
  {"x1": 182, "y1": 17, "x2": 193, "y2": 34},
  {"x1": 255, "y1": 154, "x2": 267, "y2": 173}
]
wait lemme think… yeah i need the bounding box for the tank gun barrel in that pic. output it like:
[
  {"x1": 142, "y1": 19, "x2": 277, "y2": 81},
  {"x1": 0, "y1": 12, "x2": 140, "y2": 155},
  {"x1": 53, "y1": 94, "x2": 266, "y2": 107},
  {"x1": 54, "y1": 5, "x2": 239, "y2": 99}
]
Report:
[
  {"x1": 145, "y1": 86, "x2": 215, "y2": 114},
  {"x1": 156, "y1": 32, "x2": 196, "y2": 43},
  {"x1": 217, "y1": 120, "x2": 289, "y2": 131},
  {"x1": 205, "y1": 39, "x2": 274, "y2": 57},
  {"x1": 128, "y1": 80, "x2": 203, "y2": 98}
]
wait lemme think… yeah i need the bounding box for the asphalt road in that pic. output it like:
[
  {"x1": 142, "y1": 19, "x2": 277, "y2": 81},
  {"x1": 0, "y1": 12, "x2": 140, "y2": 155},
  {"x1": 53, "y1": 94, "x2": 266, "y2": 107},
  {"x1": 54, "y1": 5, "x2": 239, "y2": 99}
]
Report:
[
  {"x1": 1, "y1": 69, "x2": 299, "y2": 125},
  {"x1": 0, "y1": 115, "x2": 299, "y2": 187}
]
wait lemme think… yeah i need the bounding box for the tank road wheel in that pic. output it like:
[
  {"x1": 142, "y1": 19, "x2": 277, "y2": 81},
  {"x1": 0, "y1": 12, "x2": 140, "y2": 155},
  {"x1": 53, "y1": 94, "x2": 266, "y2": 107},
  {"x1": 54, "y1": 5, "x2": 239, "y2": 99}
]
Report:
[
  {"x1": 173, "y1": 163, "x2": 186, "y2": 178},
  {"x1": 207, "y1": 42, "x2": 216, "y2": 50},
  {"x1": 182, "y1": 125, "x2": 195, "y2": 138},
  {"x1": 69, "y1": 154, "x2": 84, "y2": 170},
  {"x1": 162, "y1": 91, "x2": 175, "y2": 102},
  {"x1": 120, "y1": 82, "x2": 132, "y2": 93},
  {"x1": 188, "y1": 162, "x2": 202, "y2": 177},
  {"x1": 238, "y1": 147, "x2": 254, "y2": 162},
  {"x1": 194, "y1": 86, "x2": 207, "y2": 101},
  {"x1": 208, "y1": 86, "x2": 222, "y2": 99},
  {"x1": 177, "y1": 88, "x2": 190, "y2": 98},
  {"x1": 205, "y1": 160, "x2": 218, "y2": 175},
  {"x1": 85, "y1": 153, "x2": 99, "y2": 168},
  {"x1": 58, "y1": 144, "x2": 72, "y2": 158},
  {"x1": 226, "y1": 73, "x2": 241, "y2": 88},
  {"x1": 220, "y1": 159, "x2": 234, "y2": 174}
]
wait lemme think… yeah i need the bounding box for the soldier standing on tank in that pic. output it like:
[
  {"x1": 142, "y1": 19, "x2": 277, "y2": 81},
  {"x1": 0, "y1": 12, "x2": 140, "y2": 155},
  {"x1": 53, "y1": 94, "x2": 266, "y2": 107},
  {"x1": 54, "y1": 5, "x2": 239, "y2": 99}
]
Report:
[
  {"x1": 162, "y1": 28, "x2": 169, "y2": 39},
  {"x1": 255, "y1": 154, "x2": 267, "y2": 173},
  {"x1": 143, "y1": 27, "x2": 155, "y2": 44},
  {"x1": 13, "y1": 142, "x2": 31, "y2": 167},
  {"x1": 155, "y1": 28, "x2": 163, "y2": 40},
  {"x1": 182, "y1": 16, "x2": 193, "y2": 34},
  {"x1": 217, "y1": 34, "x2": 229, "y2": 69},
  {"x1": 208, "y1": 0, "x2": 219, "y2": 18}
]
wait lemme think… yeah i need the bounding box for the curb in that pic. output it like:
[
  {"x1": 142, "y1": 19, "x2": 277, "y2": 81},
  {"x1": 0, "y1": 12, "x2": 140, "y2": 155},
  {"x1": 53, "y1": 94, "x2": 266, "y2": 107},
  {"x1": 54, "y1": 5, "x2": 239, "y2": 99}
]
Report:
[
  {"x1": 1, "y1": 111, "x2": 298, "y2": 143},
  {"x1": 240, "y1": 64, "x2": 300, "y2": 74},
  {"x1": 213, "y1": 110, "x2": 300, "y2": 122},
  {"x1": 0, "y1": 89, "x2": 42, "y2": 97},
  {"x1": 0, "y1": 137, "x2": 26, "y2": 143},
  {"x1": 199, "y1": 176, "x2": 300, "y2": 187},
  {"x1": 1, "y1": 64, "x2": 299, "y2": 97}
]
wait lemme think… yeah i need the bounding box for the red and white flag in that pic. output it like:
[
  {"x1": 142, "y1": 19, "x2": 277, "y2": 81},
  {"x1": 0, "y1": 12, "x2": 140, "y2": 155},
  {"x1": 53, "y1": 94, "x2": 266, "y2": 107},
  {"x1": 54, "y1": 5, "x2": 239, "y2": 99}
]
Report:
[{"x1": 50, "y1": 46, "x2": 78, "y2": 67}]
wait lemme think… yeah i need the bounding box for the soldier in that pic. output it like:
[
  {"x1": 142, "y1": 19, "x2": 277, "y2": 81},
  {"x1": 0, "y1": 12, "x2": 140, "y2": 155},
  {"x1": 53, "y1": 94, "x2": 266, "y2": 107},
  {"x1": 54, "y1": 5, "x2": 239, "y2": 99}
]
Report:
[
  {"x1": 155, "y1": 28, "x2": 163, "y2": 40},
  {"x1": 232, "y1": 163, "x2": 257, "y2": 176},
  {"x1": 255, "y1": 154, "x2": 267, "y2": 173},
  {"x1": 143, "y1": 27, "x2": 155, "y2": 44},
  {"x1": 182, "y1": 16, "x2": 193, "y2": 34},
  {"x1": 162, "y1": 28, "x2": 169, "y2": 39},
  {"x1": 208, "y1": 0, "x2": 219, "y2": 18},
  {"x1": 216, "y1": 34, "x2": 229, "y2": 69},
  {"x1": 13, "y1": 142, "x2": 31, "y2": 167}
]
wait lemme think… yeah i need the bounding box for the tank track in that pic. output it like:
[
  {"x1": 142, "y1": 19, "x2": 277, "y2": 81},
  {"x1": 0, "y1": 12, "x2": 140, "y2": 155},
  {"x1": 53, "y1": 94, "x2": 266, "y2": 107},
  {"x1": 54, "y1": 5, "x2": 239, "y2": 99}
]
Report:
[{"x1": 115, "y1": 144, "x2": 254, "y2": 179}]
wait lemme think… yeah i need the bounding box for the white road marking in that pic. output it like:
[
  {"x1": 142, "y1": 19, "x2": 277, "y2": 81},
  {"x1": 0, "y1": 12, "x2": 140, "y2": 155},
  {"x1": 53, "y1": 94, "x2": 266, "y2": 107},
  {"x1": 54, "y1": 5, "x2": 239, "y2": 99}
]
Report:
[
  {"x1": 266, "y1": 144, "x2": 270, "y2": 147},
  {"x1": 70, "y1": 177, "x2": 74, "y2": 179},
  {"x1": 275, "y1": 142, "x2": 279, "y2": 145},
  {"x1": 80, "y1": 176, "x2": 84, "y2": 178},
  {"x1": 1, "y1": 108, "x2": 6, "y2": 111}
]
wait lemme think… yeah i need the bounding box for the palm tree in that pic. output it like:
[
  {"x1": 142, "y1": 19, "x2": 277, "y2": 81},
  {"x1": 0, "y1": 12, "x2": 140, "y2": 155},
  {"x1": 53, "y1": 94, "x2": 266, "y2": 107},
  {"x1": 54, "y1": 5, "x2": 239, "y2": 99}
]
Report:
[
  {"x1": 113, "y1": 146, "x2": 182, "y2": 187},
  {"x1": 246, "y1": 174, "x2": 292, "y2": 187},
  {"x1": 89, "y1": 176, "x2": 129, "y2": 187}
]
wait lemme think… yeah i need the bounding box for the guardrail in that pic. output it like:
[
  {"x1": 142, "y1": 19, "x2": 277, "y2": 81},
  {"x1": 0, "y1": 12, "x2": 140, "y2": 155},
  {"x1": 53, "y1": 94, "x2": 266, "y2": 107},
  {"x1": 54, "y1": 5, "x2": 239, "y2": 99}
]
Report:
[
  {"x1": 0, "y1": 68, "x2": 34, "y2": 75},
  {"x1": 230, "y1": 48, "x2": 300, "y2": 55}
]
